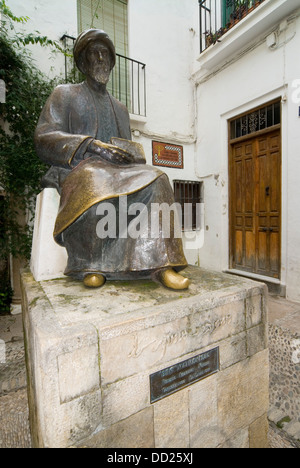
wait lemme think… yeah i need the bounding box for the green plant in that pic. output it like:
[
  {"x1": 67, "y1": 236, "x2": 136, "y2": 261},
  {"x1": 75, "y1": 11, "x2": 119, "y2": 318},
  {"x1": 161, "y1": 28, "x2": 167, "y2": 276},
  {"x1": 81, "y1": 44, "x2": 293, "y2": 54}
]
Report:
[
  {"x1": 0, "y1": 279, "x2": 13, "y2": 314},
  {"x1": 276, "y1": 416, "x2": 291, "y2": 430},
  {"x1": 0, "y1": 1, "x2": 62, "y2": 261},
  {"x1": 205, "y1": 28, "x2": 225, "y2": 47},
  {"x1": 0, "y1": 1, "x2": 65, "y2": 313}
]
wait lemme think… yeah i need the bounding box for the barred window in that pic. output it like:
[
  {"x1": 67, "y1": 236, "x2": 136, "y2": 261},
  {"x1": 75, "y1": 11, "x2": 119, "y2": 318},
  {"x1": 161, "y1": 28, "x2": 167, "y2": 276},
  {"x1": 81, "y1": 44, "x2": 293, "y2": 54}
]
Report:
[{"x1": 174, "y1": 181, "x2": 203, "y2": 231}]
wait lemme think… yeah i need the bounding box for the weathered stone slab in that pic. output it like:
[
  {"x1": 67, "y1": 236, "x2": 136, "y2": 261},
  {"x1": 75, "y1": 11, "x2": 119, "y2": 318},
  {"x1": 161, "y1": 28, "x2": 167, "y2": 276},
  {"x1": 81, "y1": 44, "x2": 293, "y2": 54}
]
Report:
[
  {"x1": 21, "y1": 266, "x2": 269, "y2": 448},
  {"x1": 79, "y1": 407, "x2": 154, "y2": 448},
  {"x1": 217, "y1": 350, "x2": 269, "y2": 440},
  {"x1": 249, "y1": 414, "x2": 270, "y2": 449},
  {"x1": 189, "y1": 373, "x2": 219, "y2": 448},
  {"x1": 154, "y1": 389, "x2": 189, "y2": 448}
]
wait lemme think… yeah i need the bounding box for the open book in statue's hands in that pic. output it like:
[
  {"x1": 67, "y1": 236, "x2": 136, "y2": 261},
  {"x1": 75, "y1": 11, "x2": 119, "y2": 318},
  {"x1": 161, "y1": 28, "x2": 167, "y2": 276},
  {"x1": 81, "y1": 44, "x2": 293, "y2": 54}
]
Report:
[{"x1": 110, "y1": 137, "x2": 146, "y2": 165}]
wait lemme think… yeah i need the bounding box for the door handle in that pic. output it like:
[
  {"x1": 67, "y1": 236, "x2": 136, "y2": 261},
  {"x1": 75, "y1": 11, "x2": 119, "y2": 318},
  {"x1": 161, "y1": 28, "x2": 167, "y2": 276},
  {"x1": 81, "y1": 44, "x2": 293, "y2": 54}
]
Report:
[{"x1": 265, "y1": 186, "x2": 270, "y2": 197}]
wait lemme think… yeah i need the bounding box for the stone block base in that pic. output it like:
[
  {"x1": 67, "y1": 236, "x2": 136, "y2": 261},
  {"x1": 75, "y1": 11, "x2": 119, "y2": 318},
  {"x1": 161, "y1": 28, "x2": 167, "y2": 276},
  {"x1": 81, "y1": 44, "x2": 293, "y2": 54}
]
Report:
[{"x1": 21, "y1": 266, "x2": 269, "y2": 448}]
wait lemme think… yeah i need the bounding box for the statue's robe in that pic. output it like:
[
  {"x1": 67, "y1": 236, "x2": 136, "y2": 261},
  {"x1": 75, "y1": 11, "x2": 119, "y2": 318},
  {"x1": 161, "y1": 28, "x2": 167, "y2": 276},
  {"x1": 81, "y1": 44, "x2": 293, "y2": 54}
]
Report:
[{"x1": 35, "y1": 81, "x2": 187, "y2": 280}]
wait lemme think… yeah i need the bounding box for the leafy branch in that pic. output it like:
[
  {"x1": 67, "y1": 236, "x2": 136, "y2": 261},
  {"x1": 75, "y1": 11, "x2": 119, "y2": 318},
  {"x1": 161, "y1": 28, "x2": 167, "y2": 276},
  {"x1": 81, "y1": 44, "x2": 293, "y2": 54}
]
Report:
[
  {"x1": 0, "y1": 0, "x2": 28, "y2": 25},
  {"x1": 0, "y1": 0, "x2": 65, "y2": 311},
  {"x1": 12, "y1": 32, "x2": 65, "y2": 53}
]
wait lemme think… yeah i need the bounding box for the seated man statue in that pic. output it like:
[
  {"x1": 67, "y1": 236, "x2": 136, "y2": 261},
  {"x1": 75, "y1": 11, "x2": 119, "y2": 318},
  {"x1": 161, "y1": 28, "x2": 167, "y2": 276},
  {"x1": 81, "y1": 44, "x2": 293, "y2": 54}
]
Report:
[{"x1": 34, "y1": 29, "x2": 189, "y2": 290}]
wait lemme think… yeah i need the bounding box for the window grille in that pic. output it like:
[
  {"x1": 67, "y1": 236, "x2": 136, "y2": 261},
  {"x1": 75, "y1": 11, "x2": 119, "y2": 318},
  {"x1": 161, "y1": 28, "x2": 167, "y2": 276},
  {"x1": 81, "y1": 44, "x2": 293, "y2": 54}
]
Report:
[
  {"x1": 174, "y1": 181, "x2": 203, "y2": 231},
  {"x1": 230, "y1": 100, "x2": 281, "y2": 140}
]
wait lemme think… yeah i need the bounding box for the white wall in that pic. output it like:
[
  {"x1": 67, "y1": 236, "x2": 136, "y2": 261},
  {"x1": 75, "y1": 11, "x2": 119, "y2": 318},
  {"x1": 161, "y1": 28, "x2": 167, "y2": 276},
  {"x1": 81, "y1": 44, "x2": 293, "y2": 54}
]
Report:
[
  {"x1": 128, "y1": 0, "x2": 199, "y2": 185},
  {"x1": 285, "y1": 16, "x2": 300, "y2": 301},
  {"x1": 128, "y1": 0, "x2": 198, "y2": 139},
  {"x1": 194, "y1": 9, "x2": 300, "y2": 300},
  {"x1": 6, "y1": 0, "x2": 77, "y2": 79}
]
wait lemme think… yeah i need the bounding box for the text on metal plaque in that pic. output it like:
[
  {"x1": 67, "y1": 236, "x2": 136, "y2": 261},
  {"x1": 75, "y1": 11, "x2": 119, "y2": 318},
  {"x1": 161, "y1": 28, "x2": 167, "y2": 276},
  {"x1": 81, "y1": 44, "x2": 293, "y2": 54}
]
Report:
[{"x1": 150, "y1": 347, "x2": 219, "y2": 403}]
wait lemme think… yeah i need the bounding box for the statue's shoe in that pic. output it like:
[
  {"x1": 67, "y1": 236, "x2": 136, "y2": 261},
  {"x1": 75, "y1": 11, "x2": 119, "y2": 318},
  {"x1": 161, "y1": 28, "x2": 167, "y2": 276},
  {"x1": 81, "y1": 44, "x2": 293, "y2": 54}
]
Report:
[
  {"x1": 83, "y1": 273, "x2": 106, "y2": 288},
  {"x1": 159, "y1": 268, "x2": 190, "y2": 290}
]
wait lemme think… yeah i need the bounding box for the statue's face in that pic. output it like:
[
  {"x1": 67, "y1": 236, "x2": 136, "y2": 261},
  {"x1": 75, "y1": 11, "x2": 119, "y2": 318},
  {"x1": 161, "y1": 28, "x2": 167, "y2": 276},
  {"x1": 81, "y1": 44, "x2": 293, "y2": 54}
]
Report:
[{"x1": 84, "y1": 42, "x2": 112, "y2": 84}]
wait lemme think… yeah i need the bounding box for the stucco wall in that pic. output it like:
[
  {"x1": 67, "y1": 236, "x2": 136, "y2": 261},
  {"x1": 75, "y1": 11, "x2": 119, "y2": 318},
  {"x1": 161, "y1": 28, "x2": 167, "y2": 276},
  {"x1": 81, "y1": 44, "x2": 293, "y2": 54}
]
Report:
[
  {"x1": 5, "y1": 0, "x2": 77, "y2": 78},
  {"x1": 193, "y1": 7, "x2": 300, "y2": 300}
]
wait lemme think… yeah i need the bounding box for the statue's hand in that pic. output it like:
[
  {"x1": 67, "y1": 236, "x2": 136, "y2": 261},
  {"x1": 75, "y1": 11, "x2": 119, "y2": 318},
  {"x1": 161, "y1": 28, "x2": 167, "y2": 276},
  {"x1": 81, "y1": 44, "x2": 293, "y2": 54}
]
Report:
[{"x1": 87, "y1": 140, "x2": 134, "y2": 165}]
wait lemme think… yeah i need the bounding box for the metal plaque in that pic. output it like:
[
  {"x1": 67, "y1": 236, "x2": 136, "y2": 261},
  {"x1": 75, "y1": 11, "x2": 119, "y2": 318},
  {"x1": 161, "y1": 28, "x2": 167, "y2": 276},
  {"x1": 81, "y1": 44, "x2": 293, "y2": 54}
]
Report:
[{"x1": 150, "y1": 347, "x2": 219, "y2": 403}]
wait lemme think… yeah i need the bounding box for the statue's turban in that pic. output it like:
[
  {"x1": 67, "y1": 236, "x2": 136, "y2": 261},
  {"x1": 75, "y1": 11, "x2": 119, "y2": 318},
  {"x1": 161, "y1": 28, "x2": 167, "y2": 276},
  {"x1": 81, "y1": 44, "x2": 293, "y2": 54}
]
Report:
[{"x1": 74, "y1": 29, "x2": 116, "y2": 74}]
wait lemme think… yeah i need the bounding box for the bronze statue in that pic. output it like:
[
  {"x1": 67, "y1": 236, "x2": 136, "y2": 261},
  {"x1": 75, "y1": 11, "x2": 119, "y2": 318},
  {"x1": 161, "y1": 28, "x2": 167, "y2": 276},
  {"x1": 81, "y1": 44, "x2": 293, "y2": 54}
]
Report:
[{"x1": 35, "y1": 29, "x2": 189, "y2": 290}]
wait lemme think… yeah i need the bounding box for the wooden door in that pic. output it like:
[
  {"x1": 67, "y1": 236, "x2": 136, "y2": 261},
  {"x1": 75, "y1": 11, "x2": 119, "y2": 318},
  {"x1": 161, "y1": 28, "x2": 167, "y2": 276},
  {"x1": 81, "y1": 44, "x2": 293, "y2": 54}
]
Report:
[{"x1": 230, "y1": 129, "x2": 281, "y2": 279}]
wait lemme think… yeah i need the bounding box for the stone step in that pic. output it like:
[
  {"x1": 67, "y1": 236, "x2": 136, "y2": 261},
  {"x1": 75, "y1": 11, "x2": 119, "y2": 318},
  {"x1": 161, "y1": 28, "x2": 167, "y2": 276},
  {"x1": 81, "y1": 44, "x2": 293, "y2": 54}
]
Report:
[{"x1": 268, "y1": 406, "x2": 300, "y2": 448}]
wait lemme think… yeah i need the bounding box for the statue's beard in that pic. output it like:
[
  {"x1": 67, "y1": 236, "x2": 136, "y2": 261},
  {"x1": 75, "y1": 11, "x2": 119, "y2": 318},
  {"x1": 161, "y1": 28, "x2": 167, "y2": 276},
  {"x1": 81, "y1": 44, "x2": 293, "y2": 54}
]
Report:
[{"x1": 91, "y1": 65, "x2": 110, "y2": 85}]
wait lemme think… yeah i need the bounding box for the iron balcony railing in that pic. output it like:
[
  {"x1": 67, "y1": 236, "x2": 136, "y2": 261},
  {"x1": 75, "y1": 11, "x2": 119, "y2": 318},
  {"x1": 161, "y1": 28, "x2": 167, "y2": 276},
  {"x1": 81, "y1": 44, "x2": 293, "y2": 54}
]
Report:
[
  {"x1": 199, "y1": 0, "x2": 266, "y2": 53},
  {"x1": 110, "y1": 53, "x2": 146, "y2": 117},
  {"x1": 61, "y1": 35, "x2": 146, "y2": 117}
]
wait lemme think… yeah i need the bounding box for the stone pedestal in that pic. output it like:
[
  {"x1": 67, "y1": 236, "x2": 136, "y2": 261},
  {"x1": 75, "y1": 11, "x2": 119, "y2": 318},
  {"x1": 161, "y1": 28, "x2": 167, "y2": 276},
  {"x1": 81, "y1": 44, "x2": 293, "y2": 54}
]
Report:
[{"x1": 21, "y1": 266, "x2": 269, "y2": 448}]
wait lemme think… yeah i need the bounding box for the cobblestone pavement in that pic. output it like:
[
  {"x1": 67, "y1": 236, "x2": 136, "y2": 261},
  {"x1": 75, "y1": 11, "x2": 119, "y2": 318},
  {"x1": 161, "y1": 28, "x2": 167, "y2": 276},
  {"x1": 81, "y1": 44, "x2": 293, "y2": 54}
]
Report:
[
  {"x1": 0, "y1": 389, "x2": 31, "y2": 448},
  {"x1": 268, "y1": 294, "x2": 300, "y2": 448},
  {"x1": 269, "y1": 425, "x2": 299, "y2": 449},
  {"x1": 0, "y1": 313, "x2": 31, "y2": 448},
  {"x1": 0, "y1": 292, "x2": 299, "y2": 449}
]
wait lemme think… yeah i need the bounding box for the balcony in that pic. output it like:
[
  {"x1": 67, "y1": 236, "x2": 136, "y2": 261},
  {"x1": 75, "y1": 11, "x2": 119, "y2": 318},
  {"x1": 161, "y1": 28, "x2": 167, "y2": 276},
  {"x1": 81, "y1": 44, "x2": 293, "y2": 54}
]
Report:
[
  {"x1": 199, "y1": 0, "x2": 266, "y2": 53},
  {"x1": 61, "y1": 35, "x2": 146, "y2": 117},
  {"x1": 195, "y1": 0, "x2": 300, "y2": 81},
  {"x1": 110, "y1": 53, "x2": 146, "y2": 118}
]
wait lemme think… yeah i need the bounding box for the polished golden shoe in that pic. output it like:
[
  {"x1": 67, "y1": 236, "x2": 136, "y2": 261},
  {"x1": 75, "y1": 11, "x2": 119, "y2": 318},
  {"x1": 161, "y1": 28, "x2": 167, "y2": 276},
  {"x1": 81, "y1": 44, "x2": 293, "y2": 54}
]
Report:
[
  {"x1": 159, "y1": 268, "x2": 190, "y2": 290},
  {"x1": 83, "y1": 273, "x2": 106, "y2": 288}
]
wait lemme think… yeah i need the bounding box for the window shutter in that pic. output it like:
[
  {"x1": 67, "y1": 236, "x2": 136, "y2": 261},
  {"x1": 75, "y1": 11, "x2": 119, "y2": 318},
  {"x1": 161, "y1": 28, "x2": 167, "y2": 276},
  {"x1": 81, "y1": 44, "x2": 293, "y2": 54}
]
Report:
[
  {"x1": 77, "y1": 0, "x2": 128, "y2": 56},
  {"x1": 77, "y1": 0, "x2": 131, "y2": 111}
]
